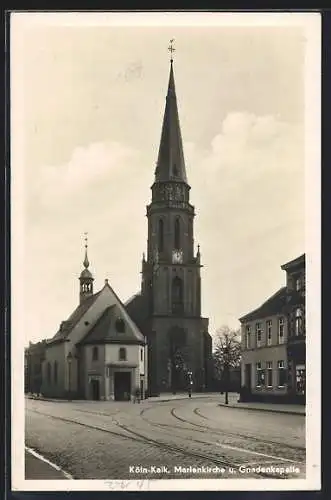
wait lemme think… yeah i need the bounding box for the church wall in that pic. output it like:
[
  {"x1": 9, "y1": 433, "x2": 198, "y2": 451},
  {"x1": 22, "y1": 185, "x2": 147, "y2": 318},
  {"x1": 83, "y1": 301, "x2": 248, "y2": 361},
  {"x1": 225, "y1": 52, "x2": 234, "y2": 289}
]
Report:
[
  {"x1": 41, "y1": 342, "x2": 66, "y2": 398},
  {"x1": 83, "y1": 344, "x2": 106, "y2": 399},
  {"x1": 150, "y1": 316, "x2": 209, "y2": 391},
  {"x1": 105, "y1": 344, "x2": 144, "y2": 391}
]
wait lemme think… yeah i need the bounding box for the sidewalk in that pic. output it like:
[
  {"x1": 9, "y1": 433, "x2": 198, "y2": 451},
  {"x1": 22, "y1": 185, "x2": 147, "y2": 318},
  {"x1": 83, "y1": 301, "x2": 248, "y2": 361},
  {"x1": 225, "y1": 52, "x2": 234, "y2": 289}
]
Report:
[
  {"x1": 26, "y1": 393, "x2": 305, "y2": 415},
  {"x1": 146, "y1": 392, "x2": 219, "y2": 403},
  {"x1": 218, "y1": 393, "x2": 305, "y2": 416},
  {"x1": 25, "y1": 449, "x2": 71, "y2": 479},
  {"x1": 26, "y1": 392, "x2": 220, "y2": 404}
]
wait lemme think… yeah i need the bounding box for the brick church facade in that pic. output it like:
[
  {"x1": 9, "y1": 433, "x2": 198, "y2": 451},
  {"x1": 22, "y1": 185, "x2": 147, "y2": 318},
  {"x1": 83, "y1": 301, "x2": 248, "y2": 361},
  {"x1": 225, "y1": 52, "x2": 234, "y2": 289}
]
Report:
[{"x1": 126, "y1": 58, "x2": 213, "y2": 396}]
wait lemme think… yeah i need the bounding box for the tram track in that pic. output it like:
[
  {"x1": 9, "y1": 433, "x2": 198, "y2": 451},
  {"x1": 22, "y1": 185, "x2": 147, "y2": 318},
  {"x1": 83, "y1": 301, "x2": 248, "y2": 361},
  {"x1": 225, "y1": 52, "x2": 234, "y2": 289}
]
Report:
[
  {"x1": 136, "y1": 404, "x2": 305, "y2": 465},
  {"x1": 26, "y1": 406, "x2": 297, "y2": 479},
  {"x1": 26, "y1": 408, "x2": 244, "y2": 473}
]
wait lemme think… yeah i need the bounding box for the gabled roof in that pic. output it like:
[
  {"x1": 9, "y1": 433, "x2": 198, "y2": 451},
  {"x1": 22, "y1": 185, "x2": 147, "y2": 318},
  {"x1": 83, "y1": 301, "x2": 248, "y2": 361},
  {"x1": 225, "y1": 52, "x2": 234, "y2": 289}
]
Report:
[
  {"x1": 239, "y1": 287, "x2": 287, "y2": 323},
  {"x1": 125, "y1": 292, "x2": 149, "y2": 332},
  {"x1": 78, "y1": 282, "x2": 146, "y2": 346},
  {"x1": 47, "y1": 290, "x2": 102, "y2": 345},
  {"x1": 154, "y1": 61, "x2": 188, "y2": 184},
  {"x1": 78, "y1": 304, "x2": 145, "y2": 345},
  {"x1": 281, "y1": 253, "x2": 305, "y2": 271}
]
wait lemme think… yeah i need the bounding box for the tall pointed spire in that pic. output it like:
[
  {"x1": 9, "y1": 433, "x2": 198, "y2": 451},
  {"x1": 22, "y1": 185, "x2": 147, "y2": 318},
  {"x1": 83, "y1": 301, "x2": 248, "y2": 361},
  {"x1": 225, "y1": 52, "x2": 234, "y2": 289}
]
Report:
[{"x1": 154, "y1": 40, "x2": 188, "y2": 184}]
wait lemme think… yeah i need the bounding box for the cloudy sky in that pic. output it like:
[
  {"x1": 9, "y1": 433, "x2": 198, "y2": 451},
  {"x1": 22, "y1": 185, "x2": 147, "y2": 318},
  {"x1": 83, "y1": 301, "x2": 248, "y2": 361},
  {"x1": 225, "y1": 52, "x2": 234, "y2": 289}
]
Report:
[{"x1": 11, "y1": 13, "x2": 317, "y2": 346}]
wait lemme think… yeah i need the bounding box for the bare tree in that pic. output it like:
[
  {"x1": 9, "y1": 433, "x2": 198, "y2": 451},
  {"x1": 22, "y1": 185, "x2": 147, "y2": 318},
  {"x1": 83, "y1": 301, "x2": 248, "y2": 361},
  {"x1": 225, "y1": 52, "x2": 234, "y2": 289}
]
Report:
[{"x1": 213, "y1": 325, "x2": 241, "y2": 404}]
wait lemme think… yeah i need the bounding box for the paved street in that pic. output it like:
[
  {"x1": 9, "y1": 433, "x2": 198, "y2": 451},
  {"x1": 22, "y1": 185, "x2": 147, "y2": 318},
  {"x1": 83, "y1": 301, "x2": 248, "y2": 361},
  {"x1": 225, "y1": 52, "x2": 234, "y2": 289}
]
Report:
[{"x1": 25, "y1": 395, "x2": 306, "y2": 480}]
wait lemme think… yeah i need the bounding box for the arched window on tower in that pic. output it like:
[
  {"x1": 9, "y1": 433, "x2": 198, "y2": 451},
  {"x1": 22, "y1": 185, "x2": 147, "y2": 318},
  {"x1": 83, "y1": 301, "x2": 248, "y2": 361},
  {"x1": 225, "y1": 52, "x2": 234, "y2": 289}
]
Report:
[
  {"x1": 172, "y1": 276, "x2": 184, "y2": 314},
  {"x1": 158, "y1": 219, "x2": 164, "y2": 253},
  {"x1": 174, "y1": 218, "x2": 180, "y2": 250}
]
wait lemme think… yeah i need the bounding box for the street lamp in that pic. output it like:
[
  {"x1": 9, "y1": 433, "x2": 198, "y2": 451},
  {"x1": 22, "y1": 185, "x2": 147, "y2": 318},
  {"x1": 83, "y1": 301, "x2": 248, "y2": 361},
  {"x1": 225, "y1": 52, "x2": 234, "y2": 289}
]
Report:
[
  {"x1": 67, "y1": 351, "x2": 73, "y2": 401},
  {"x1": 187, "y1": 370, "x2": 193, "y2": 398}
]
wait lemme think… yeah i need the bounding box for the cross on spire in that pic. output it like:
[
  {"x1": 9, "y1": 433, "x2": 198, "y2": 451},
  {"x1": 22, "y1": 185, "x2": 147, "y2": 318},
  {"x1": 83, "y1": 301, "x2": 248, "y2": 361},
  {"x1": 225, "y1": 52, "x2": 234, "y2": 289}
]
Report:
[{"x1": 168, "y1": 39, "x2": 175, "y2": 63}]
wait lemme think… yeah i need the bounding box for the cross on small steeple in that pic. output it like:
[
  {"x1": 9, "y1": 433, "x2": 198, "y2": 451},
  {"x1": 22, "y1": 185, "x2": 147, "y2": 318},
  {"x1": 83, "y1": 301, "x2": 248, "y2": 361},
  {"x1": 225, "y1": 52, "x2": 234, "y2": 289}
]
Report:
[{"x1": 168, "y1": 39, "x2": 175, "y2": 62}]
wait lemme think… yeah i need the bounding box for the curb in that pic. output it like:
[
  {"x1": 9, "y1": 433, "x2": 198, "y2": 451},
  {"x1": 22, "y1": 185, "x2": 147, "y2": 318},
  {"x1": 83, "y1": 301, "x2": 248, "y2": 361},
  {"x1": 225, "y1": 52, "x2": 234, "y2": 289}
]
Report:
[
  {"x1": 218, "y1": 402, "x2": 305, "y2": 416},
  {"x1": 27, "y1": 394, "x2": 217, "y2": 404},
  {"x1": 25, "y1": 447, "x2": 73, "y2": 479}
]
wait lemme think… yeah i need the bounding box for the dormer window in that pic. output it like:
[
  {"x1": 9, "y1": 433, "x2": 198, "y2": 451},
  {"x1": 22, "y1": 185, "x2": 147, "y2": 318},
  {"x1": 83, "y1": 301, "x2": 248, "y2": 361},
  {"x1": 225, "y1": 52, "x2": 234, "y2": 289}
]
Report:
[{"x1": 115, "y1": 318, "x2": 125, "y2": 333}]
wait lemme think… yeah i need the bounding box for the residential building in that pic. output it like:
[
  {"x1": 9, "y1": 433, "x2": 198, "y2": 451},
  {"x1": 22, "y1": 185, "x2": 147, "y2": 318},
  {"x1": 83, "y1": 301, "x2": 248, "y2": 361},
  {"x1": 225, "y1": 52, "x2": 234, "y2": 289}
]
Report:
[
  {"x1": 239, "y1": 254, "x2": 305, "y2": 403},
  {"x1": 281, "y1": 254, "x2": 306, "y2": 401},
  {"x1": 24, "y1": 339, "x2": 48, "y2": 394}
]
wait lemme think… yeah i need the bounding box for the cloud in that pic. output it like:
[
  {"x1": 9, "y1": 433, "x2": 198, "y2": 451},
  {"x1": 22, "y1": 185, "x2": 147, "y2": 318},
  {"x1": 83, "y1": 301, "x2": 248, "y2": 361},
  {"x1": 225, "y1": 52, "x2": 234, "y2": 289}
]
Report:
[
  {"x1": 184, "y1": 111, "x2": 304, "y2": 332},
  {"x1": 31, "y1": 141, "x2": 140, "y2": 206}
]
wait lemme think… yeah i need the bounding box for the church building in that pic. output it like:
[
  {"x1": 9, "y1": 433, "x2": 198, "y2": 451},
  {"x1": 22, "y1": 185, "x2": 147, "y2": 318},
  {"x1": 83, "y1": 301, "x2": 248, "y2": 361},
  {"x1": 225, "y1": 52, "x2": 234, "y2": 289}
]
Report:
[
  {"x1": 39, "y1": 49, "x2": 212, "y2": 400},
  {"x1": 41, "y1": 242, "x2": 148, "y2": 401},
  {"x1": 126, "y1": 53, "x2": 213, "y2": 395}
]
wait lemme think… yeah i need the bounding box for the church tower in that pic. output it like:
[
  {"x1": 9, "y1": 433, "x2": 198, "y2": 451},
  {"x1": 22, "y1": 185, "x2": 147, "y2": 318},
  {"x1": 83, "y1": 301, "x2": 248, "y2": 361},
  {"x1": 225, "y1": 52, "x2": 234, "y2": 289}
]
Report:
[
  {"x1": 79, "y1": 233, "x2": 94, "y2": 303},
  {"x1": 142, "y1": 44, "x2": 211, "y2": 395}
]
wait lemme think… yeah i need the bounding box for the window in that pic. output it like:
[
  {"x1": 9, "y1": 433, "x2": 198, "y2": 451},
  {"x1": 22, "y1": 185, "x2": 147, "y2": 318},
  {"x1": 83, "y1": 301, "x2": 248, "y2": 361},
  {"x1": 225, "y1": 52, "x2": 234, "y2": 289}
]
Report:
[
  {"x1": 266, "y1": 361, "x2": 273, "y2": 387},
  {"x1": 256, "y1": 323, "x2": 262, "y2": 347},
  {"x1": 256, "y1": 362, "x2": 264, "y2": 387},
  {"x1": 278, "y1": 317, "x2": 285, "y2": 343},
  {"x1": 47, "y1": 362, "x2": 51, "y2": 384},
  {"x1": 92, "y1": 346, "x2": 98, "y2": 361},
  {"x1": 295, "y1": 277, "x2": 301, "y2": 291},
  {"x1": 172, "y1": 276, "x2": 184, "y2": 314},
  {"x1": 115, "y1": 318, "x2": 125, "y2": 333},
  {"x1": 119, "y1": 347, "x2": 127, "y2": 361},
  {"x1": 54, "y1": 361, "x2": 58, "y2": 384},
  {"x1": 295, "y1": 308, "x2": 303, "y2": 336},
  {"x1": 158, "y1": 219, "x2": 164, "y2": 253},
  {"x1": 140, "y1": 348, "x2": 143, "y2": 362},
  {"x1": 296, "y1": 364, "x2": 305, "y2": 395},
  {"x1": 278, "y1": 360, "x2": 286, "y2": 387},
  {"x1": 174, "y1": 218, "x2": 181, "y2": 250},
  {"x1": 245, "y1": 325, "x2": 251, "y2": 349},
  {"x1": 266, "y1": 320, "x2": 272, "y2": 346}
]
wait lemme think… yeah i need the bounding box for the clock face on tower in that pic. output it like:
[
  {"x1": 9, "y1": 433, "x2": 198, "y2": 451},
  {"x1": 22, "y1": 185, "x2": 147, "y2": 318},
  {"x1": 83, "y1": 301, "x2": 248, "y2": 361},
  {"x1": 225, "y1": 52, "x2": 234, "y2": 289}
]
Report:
[{"x1": 172, "y1": 249, "x2": 183, "y2": 264}]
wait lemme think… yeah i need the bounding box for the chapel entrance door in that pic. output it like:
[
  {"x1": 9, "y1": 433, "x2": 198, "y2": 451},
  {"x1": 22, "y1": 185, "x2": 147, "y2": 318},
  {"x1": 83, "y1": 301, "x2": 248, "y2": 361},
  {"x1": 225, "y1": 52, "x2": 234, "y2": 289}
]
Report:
[
  {"x1": 91, "y1": 379, "x2": 100, "y2": 401},
  {"x1": 114, "y1": 371, "x2": 131, "y2": 401}
]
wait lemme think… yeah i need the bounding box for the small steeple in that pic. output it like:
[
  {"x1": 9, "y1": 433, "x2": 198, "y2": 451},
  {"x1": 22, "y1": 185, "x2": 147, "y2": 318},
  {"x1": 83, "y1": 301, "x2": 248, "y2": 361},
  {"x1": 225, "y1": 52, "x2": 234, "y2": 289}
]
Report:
[
  {"x1": 154, "y1": 40, "x2": 188, "y2": 184},
  {"x1": 196, "y1": 244, "x2": 201, "y2": 264},
  {"x1": 79, "y1": 233, "x2": 94, "y2": 303}
]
